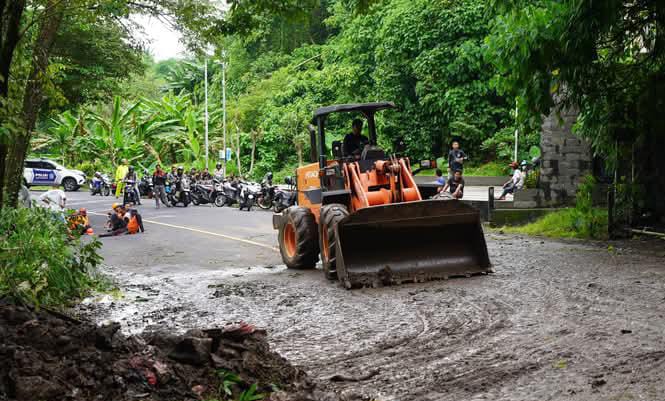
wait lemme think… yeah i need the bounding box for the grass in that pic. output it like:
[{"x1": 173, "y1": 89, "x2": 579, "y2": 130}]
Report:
[{"x1": 501, "y1": 207, "x2": 608, "y2": 239}]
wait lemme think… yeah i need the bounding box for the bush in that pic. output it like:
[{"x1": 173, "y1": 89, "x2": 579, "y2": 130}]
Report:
[
  {"x1": 503, "y1": 175, "x2": 608, "y2": 239},
  {"x1": 0, "y1": 207, "x2": 104, "y2": 307}
]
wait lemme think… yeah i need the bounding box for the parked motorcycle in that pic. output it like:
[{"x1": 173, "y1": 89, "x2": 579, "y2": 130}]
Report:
[
  {"x1": 191, "y1": 180, "x2": 217, "y2": 205},
  {"x1": 168, "y1": 176, "x2": 191, "y2": 207},
  {"x1": 138, "y1": 171, "x2": 153, "y2": 198},
  {"x1": 122, "y1": 179, "x2": 139, "y2": 205},
  {"x1": 257, "y1": 182, "x2": 276, "y2": 210},
  {"x1": 273, "y1": 177, "x2": 296, "y2": 213},
  {"x1": 218, "y1": 179, "x2": 240, "y2": 207},
  {"x1": 89, "y1": 172, "x2": 111, "y2": 196},
  {"x1": 239, "y1": 181, "x2": 261, "y2": 211}
]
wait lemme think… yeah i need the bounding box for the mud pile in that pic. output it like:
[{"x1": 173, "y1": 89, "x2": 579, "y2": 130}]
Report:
[{"x1": 0, "y1": 301, "x2": 342, "y2": 401}]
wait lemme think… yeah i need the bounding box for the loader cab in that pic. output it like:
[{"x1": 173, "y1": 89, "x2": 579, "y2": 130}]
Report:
[{"x1": 309, "y1": 102, "x2": 396, "y2": 194}]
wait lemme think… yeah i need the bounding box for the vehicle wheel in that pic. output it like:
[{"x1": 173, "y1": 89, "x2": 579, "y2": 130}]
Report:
[
  {"x1": 274, "y1": 203, "x2": 285, "y2": 214},
  {"x1": 319, "y1": 204, "x2": 350, "y2": 280},
  {"x1": 103, "y1": 187, "x2": 110, "y2": 196},
  {"x1": 214, "y1": 194, "x2": 226, "y2": 207},
  {"x1": 192, "y1": 196, "x2": 200, "y2": 206},
  {"x1": 62, "y1": 177, "x2": 78, "y2": 192},
  {"x1": 257, "y1": 195, "x2": 272, "y2": 210},
  {"x1": 278, "y1": 207, "x2": 319, "y2": 269}
]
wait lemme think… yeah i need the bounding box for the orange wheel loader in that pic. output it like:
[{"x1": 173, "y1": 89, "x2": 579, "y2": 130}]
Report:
[{"x1": 272, "y1": 102, "x2": 491, "y2": 288}]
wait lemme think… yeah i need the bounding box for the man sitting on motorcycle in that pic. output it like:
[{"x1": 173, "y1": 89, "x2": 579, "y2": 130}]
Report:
[
  {"x1": 262, "y1": 172, "x2": 273, "y2": 186},
  {"x1": 92, "y1": 172, "x2": 103, "y2": 193},
  {"x1": 214, "y1": 163, "x2": 224, "y2": 180},
  {"x1": 124, "y1": 166, "x2": 141, "y2": 205}
]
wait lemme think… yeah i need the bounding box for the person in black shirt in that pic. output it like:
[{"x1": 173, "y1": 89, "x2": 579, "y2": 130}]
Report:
[
  {"x1": 442, "y1": 169, "x2": 465, "y2": 199},
  {"x1": 152, "y1": 164, "x2": 170, "y2": 208},
  {"x1": 447, "y1": 140, "x2": 468, "y2": 179},
  {"x1": 343, "y1": 118, "x2": 369, "y2": 158}
]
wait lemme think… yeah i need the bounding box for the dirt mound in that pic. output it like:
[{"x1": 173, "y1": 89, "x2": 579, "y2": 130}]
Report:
[{"x1": 0, "y1": 301, "x2": 342, "y2": 401}]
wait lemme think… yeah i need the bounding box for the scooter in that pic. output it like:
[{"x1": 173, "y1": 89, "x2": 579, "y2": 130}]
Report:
[
  {"x1": 218, "y1": 179, "x2": 241, "y2": 207},
  {"x1": 168, "y1": 176, "x2": 191, "y2": 207},
  {"x1": 257, "y1": 182, "x2": 276, "y2": 210},
  {"x1": 239, "y1": 181, "x2": 261, "y2": 211},
  {"x1": 138, "y1": 171, "x2": 153, "y2": 198},
  {"x1": 89, "y1": 172, "x2": 111, "y2": 196},
  {"x1": 191, "y1": 181, "x2": 216, "y2": 205},
  {"x1": 122, "y1": 179, "x2": 139, "y2": 205},
  {"x1": 273, "y1": 177, "x2": 297, "y2": 213}
]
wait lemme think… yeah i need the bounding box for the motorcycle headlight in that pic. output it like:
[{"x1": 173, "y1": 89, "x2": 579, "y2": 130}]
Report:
[{"x1": 248, "y1": 194, "x2": 254, "y2": 199}]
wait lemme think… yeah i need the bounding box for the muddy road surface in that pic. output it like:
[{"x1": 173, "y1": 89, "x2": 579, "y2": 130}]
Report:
[{"x1": 66, "y1": 191, "x2": 665, "y2": 401}]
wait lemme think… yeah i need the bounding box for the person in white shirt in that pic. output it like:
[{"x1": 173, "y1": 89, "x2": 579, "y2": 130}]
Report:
[
  {"x1": 497, "y1": 161, "x2": 523, "y2": 200},
  {"x1": 39, "y1": 189, "x2": 67, "y2": 212}
]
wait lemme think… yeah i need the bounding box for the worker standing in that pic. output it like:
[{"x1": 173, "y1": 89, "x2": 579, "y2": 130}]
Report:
[{"x1": 114, "y1": 159, "x2": 129, "y2": 198}]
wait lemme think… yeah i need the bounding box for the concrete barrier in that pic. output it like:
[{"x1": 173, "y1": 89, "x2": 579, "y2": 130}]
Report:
[{"x1": 414, "y1": 175, "x2": 506, "y2": 187}]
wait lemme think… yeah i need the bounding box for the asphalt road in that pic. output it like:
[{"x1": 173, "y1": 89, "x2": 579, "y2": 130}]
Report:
[
  {"x1": 53, "y1": 190, "x2": 665, "y2": 401},
  {"x1": 62, "y1": 190, "x2": 282, "y2": 271}
]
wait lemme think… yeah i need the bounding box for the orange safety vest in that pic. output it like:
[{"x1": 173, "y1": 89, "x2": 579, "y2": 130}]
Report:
[{"x1": 127, "y1": 216, "x2": 140, "y2": 234}]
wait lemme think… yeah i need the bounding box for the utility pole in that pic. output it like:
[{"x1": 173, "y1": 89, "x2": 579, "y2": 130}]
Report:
[
  {"x1": 204, "y1": 59, "x2": 209, "y2": 169},
  {"x1": 514, "y1": 102, "x2": 519, "y2": 162},
  {"x1": 222, "y1": 52, "x2": 227, "y2": 177}
]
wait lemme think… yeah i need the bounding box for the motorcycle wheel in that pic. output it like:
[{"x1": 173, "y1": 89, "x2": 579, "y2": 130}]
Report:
[
  {"x1": 103, "y1": 187, "x2": 110, "y2": 196},
  {"x1": 257, "y1": 195, "x2": 272, "y2": 210},
  {"x1": 214, "y1": 194, "x2": 226, "y2": 207},
  {"x1": 274, "y1": 203, "x2": 285, "y2": 213},
  {"x1": 192, "y1": 195, "x2": 200, "y2": 206}
]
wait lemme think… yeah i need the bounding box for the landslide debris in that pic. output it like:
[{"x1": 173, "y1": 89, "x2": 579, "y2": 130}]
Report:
[{"x1": 0, "y1": 301, "x2": 342, "y2": 401}]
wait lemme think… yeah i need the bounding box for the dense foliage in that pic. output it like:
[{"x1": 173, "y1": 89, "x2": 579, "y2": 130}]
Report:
[
  {"x1": 28, "y1": 0, "x2": 532, "y2": 182},
  {"x1": 0, "y1": 207, "x2": 104, "y2": 306}
]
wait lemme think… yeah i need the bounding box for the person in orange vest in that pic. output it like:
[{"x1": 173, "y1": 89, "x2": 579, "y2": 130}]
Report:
[{"x1": 126, "y1": 208, "x2": 145, "y2": 234}]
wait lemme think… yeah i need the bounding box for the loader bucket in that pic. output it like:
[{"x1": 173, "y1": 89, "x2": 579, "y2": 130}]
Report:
[{"x1": 334, "y1": 200, "x2": 491, "y2": 289}]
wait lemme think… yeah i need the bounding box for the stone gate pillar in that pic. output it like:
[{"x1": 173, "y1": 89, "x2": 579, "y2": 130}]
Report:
[{"x1": 538, "y1": 107, "x2": 592, "y2": 205}]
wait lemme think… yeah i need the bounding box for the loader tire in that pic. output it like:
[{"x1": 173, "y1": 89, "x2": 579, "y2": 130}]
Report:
[
  {"x1": 319, "y1": 204, "x2": 350, "y2": 280},
  {"x1": 279, "y1": 207, "x2": 319, "y2": 269}
]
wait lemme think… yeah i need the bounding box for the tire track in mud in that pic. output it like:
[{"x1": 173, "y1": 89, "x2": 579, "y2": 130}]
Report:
[{"x1": 82, "y1": 235, "x2": 665, "y2": 401}]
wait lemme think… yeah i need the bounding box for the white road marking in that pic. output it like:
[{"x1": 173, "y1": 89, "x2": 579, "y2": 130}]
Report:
[{"x1": 88, "y1": 211, "x2": 278, "y2": 252}]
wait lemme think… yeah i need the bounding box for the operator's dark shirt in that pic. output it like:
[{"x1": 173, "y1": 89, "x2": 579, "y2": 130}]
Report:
[
  {"x1": 343, "y1": 133, "x2": 369, "y2": 156},
  {"x1": 448, "y1": 149, "x2": 467, "y2": 171},
  {"x1": 449, "y1": 177, "x2": 465, "y2": 195}
]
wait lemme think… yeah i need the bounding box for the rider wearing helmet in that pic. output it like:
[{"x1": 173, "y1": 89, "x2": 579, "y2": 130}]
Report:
[
  {"x1": 262, "y1": 172, "x2": 273, "y2": 186},
  {"x1": 124, "y1": 166, "x2": 141, "y2": 205},
  {"x1": 214, "y1": 163, "x2": 224, "y2": 180}
]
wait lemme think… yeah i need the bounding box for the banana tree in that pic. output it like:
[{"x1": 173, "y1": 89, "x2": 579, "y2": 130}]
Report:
[
  {"x1": 32, "y1": 110, "x2": 82, "y2": 165},
  {"x1": 86, "y1": 96, "x2": 144, "y2": 167}
]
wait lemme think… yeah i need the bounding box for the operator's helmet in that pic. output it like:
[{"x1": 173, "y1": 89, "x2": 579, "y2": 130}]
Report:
[
  {"x1": 128, "y1": 165, "x2": 134, "y2": 173},
  {"x1": 94, "y1": 171, "x2": 101, "y2": 178},
  {"x1": 266, "y1": 172, "x2": 273, "y2": 181},
  {"x1": 177, "y1": 166, "x2": 184, "y2": 173},
  {"x1": 520, "y1": 160, "x2": 528, "y2": 168},
  {"x1": 216, "y1": 163, "x2": 222, "y2": 169}
]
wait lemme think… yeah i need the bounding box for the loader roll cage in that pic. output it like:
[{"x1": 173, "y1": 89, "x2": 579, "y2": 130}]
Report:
[{"x1": 309, "y1": 102, "x2": 396, "y2": 169}]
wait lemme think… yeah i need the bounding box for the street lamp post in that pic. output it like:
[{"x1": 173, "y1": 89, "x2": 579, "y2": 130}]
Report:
[
  {"x1": 204, "y1": 59, "x2": 209, "y2": 169},
  {"x1": 222, "y1": 53, "x2": 227, "y2": 177}
]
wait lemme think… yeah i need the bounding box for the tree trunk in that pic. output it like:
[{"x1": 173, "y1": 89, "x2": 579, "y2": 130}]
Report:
[
  {"x1": 249, "y1": 130, "x2": 256, "y2": 174},
  {"x1": 0, "y1": 0, "x2": 26, "y2": 208},
  {"x1": 235, "y1": 127, "x2": 242, "y2": 176},
  {"x1": 5, "y1": 0, "x2": 65, "y2": 207},
  {"x1": 0, "y1": 0, "x2": 25, "y2": 98}
]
